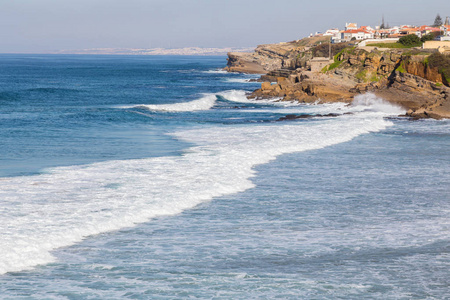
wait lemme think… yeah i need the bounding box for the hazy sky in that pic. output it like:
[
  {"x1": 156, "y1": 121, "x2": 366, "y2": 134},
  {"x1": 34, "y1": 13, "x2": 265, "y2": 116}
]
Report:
[{"x1": 0, "y1": 0, "x2": 448, "y2": 53}]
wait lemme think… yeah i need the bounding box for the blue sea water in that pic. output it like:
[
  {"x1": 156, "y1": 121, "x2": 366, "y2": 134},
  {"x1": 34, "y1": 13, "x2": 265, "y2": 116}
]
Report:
[{"x1": 0, "y1": 54, "x2": 449, "y2": 299}]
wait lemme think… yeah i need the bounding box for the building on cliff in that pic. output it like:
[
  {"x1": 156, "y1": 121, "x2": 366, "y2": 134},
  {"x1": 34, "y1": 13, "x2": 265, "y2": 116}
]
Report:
[
  {"x1": 442, "y1": 25, "x2": 450, "y2": 37},
  {"x1": 341, "y1": 29, "x2": 374, "y2": 42},
  {"x1": 310, "y1": 57, "x2": 333, "y2": 72}
]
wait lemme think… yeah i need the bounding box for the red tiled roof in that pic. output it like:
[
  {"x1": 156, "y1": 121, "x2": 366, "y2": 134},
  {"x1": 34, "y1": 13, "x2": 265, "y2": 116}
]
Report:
[
  {"x1": 342, "y1": 29, "x2": 371, "y2": 34},
  {"x1": 401, "y1": 27, "x2": 419, "y2": 32},
  {"x1": 418, "y1": 25, "x2": 431, "y2": 31}
]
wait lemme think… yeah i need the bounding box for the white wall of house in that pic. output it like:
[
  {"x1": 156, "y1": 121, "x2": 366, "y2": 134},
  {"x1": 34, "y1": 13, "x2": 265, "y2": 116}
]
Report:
[{"x1": 341, "y1": 31, "x2": 374, "y2": 42}]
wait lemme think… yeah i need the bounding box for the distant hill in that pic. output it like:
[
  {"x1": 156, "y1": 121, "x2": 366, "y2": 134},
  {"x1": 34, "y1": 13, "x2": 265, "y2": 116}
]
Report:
[{"x1": 52, "y1": 47, "x2": 255, "y2": 56}]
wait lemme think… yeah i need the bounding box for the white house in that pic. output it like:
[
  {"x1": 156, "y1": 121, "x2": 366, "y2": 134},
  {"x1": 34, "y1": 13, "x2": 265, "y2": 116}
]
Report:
[
  {"x1": 341, "y1": 29, "x2": 374, "y2": 42},
  {"x1": 323, "y1": 28, "x2": 340, "y2": 36},
  {"x1": 345, "y1": 23, "x2": 358, "y2": 30},
  {"x1": 323, "y1": 28, "x2": 342, "y2": 43},
  {"x1": 442, "y1": 25, "x2": 450, "y2": 37}
]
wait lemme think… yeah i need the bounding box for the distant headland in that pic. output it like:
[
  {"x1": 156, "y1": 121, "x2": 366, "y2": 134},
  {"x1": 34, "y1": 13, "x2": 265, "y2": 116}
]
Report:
[{"x1": 51, "y1": 47, "x2": 254, "y2": 56}]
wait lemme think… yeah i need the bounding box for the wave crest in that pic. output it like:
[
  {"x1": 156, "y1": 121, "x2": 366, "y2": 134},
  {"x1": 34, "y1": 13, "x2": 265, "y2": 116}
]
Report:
[{"x1": 136, "y1": 94, "x2": 217, "y2": 112}]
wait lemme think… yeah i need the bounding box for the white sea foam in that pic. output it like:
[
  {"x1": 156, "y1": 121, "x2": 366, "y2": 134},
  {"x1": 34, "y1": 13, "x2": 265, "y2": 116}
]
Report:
[
  {"x1": 202, "y1": 69, "x2": 229, "y2": 74},
  {"x1": 350, "y1": 93, "x2": 405, "y2": 115},
  {"x1": 225, "y1": 78, "x2": 260, "y2": 84},
  {"x1": 136, "y1": 94, "x2": 217, "y2": 112},
  {"x1": 117, "y1": 90, "x2": 302, "y2": 112},
  {"x1": 225, "y1": 78, "x2": 252, "y2": 83},
  {"x1": 0, "y1": 93, "x2": 397, "y2": 275},
  {"x1": 127, "y1": 90, "x2": 250, "y2": 112}
]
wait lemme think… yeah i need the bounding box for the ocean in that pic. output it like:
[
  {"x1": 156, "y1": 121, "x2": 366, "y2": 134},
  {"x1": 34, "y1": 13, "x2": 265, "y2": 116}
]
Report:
[{"x1": 0, "y1": 54, "x2": 449, "y2": 299}]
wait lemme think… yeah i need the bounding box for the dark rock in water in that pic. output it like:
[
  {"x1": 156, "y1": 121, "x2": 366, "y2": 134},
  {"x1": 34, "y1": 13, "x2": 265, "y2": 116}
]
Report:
[
  {"x1": 277, "y1": 113, "x2": 343, "y2": 121},
  {"x1": 277, "y1": 114, "x2": 313, "y2": 121},
  {"x1": 321, "y1": 113, "x2": 340, "y2": 117}
]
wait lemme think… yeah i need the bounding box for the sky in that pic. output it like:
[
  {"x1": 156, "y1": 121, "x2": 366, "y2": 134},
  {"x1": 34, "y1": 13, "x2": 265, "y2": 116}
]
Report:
[{"x1": 0, "y1": 0, "x2": 448, "y2": 53}]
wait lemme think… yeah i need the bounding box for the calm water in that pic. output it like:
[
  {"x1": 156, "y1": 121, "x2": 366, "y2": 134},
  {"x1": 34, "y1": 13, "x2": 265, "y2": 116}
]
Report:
[{"x1": 0, "y1": 55, "x2": 449, "y2": 299}]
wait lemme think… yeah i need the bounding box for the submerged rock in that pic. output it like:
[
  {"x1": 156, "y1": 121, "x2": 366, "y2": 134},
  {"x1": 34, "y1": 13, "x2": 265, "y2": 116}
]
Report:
[{"x1": 277, "y1": 113, "x2": 342, "y2": 121}]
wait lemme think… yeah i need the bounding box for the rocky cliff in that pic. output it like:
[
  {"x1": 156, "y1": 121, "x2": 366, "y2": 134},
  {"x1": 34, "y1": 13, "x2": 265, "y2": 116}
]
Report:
[
  {"x1": 225, "y1": 36, "x2": 331, "y2": 73},
  {"x1": 230, "y1": 42, "x2": 450, "y2": 119}
]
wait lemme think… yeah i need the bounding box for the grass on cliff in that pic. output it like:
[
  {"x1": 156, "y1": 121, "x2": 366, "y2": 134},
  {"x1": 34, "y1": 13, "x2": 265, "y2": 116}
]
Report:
[
  {"x1": 321, "y1": 48, "x2": 351, "y2": 72},
  {"x1": 368, "y1": 42, "x2": 414, "y2": 49},
  {"x1": 370, "y1": 73, "x2": 383, "y2": 82},
  {"x1": 355, "y1": 69, "x2": 368, "y2": 82},
  {"x1": 427, "y1": 52, "x2": 450, "y2": 84},
  {"x1": 370, "y1": 35, "x2": 424, "y2": 49},
  {"x1": 396, "y1": 61, "x2": 406, "y2": 73}
]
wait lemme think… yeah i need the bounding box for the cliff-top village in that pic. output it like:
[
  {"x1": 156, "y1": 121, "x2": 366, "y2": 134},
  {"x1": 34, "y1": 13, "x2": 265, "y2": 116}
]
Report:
[
  {"x1": 312, "y1": 15, "x2": 450, "y2": 43},
  {"x1": 307, "y1": 15, "x2": 450, "y2": 54}
]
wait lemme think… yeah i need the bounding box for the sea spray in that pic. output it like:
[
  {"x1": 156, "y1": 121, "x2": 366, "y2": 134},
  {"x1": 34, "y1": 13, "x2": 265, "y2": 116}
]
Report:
[{"x1": 351, "y1": 93, "x2": 406, "y2": 115}]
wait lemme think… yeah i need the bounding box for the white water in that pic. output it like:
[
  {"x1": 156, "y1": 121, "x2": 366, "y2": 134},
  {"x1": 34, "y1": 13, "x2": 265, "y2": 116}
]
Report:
[
  {"x1": 0, "y1": 93, "x2": 402, "y2": 275},
  {"x1": 225, "y1": 78, "x2": 260, "y2": 83},
  {"x1": 121, "y1": 90, "x2": 360, "y2": 113},
  {"x1": 127, "y1": 90, "x2": 251, "y2": 112},
  {"x1": 136, "y1": 94, "x2": 218, "y2": 112},
  {"x1": 201, "y1": 69, "x2": 230, "y2": 74}
]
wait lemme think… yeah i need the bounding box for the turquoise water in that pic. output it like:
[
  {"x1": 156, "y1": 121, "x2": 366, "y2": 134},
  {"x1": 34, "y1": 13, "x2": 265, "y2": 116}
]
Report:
[{"x1": 0, "y1": 55, "x2": 449, "y2": 299}]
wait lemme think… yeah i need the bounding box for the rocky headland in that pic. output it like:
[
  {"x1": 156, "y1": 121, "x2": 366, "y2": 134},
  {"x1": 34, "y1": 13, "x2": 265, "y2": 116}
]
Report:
[{"x1": 225, "y1": 38, "x2": 450, "y2": 119}]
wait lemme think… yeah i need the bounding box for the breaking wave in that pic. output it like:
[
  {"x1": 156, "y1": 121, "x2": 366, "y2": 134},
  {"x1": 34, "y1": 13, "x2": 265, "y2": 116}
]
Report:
[
  {"x1": 125, "y1": 90, "x2": 250, "y2": 112},
  {"x1": 350, "y1": 93, "x2": 406, "y2": 115},
  {"x1": 0, "y1": 92, "x2": 405, "y2": 275},
  {"x1": 0, "y1": 100, "x2": 394, "y2": 275}
]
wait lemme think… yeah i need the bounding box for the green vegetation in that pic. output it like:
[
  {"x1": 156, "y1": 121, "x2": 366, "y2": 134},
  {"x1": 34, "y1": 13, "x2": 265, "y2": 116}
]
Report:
[
  {"x1": 355, "y1": 69, "x2": 368, "y2": 81},
  {"x1": 420, "y1": 32, "x2": 440, "y2": 42},
  {"x1": 368, "y1": 42, "x2": 411, "y2": 49},
  {"x1": 296, "y1": 52, "x2": 306, "y2": 60},
  {"x1": 433, "y1": 13, "x2": 443, "y2": 27},
  {"x1": 345, "y1": 46, "x2": 357, "y2": 55},
  {"x1": 321, "y1": 47, "x2": 348, "y2": 72},
  {"x1": 370, "y1": 35, "x2": 426, "y2": 49},
  {"x1": 404, "y1": 49, "x2": 434, "y2": 56},
  {"x1": 370, "y1": 73, "x2": 382, "y2": 82},
  {"x1": 327, "y1": 60, "x2": 343, "y2": 71},
  {"x1": 398, "y1": 34, "x2": 422, "y2": 47},
  {"x1": 396, "y1": 61, "x2": 406, "y2": 73},
  {"x1": 428, "y1": 52, "x2": 450, "y2": 84},
  {"x1": 420, "y1": 33, "x2": 434, "y2": 42},
  {"x1": 435, "y1": 82, "x2": 443, "y2": 87}
]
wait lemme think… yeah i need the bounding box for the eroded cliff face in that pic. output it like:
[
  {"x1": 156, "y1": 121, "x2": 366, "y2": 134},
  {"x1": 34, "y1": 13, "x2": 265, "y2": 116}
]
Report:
[
  {"x1": 225, "y1": 36, "x2": 329, "y2": 74},
  {"x1": 248, "y1": 48, "x2": 450, "y2": 119},
  {"x1": 225, "y1": 35, "x2": 450, "y2": 119}
]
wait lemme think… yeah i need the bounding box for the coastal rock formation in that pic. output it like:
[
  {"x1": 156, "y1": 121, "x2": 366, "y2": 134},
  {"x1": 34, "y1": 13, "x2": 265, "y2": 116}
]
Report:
[
  {"x1": 228, "y1": 41, "x2": 450, "y2": 119},
  {"x1": 249, "y1": 71, "x2": 355, "y2": 103},
  {"x1": 225, "y1": 36, "x2": 330, "y2": 73}
]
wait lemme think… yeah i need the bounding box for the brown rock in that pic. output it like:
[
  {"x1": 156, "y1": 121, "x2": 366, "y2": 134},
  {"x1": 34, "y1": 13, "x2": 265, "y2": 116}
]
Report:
[
  {"x1": 261, "y1": 82, "x2": 274, "y2": 90},
  {"x1": 276, "y1": 77, "x2": 287, "y2": 84}
]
